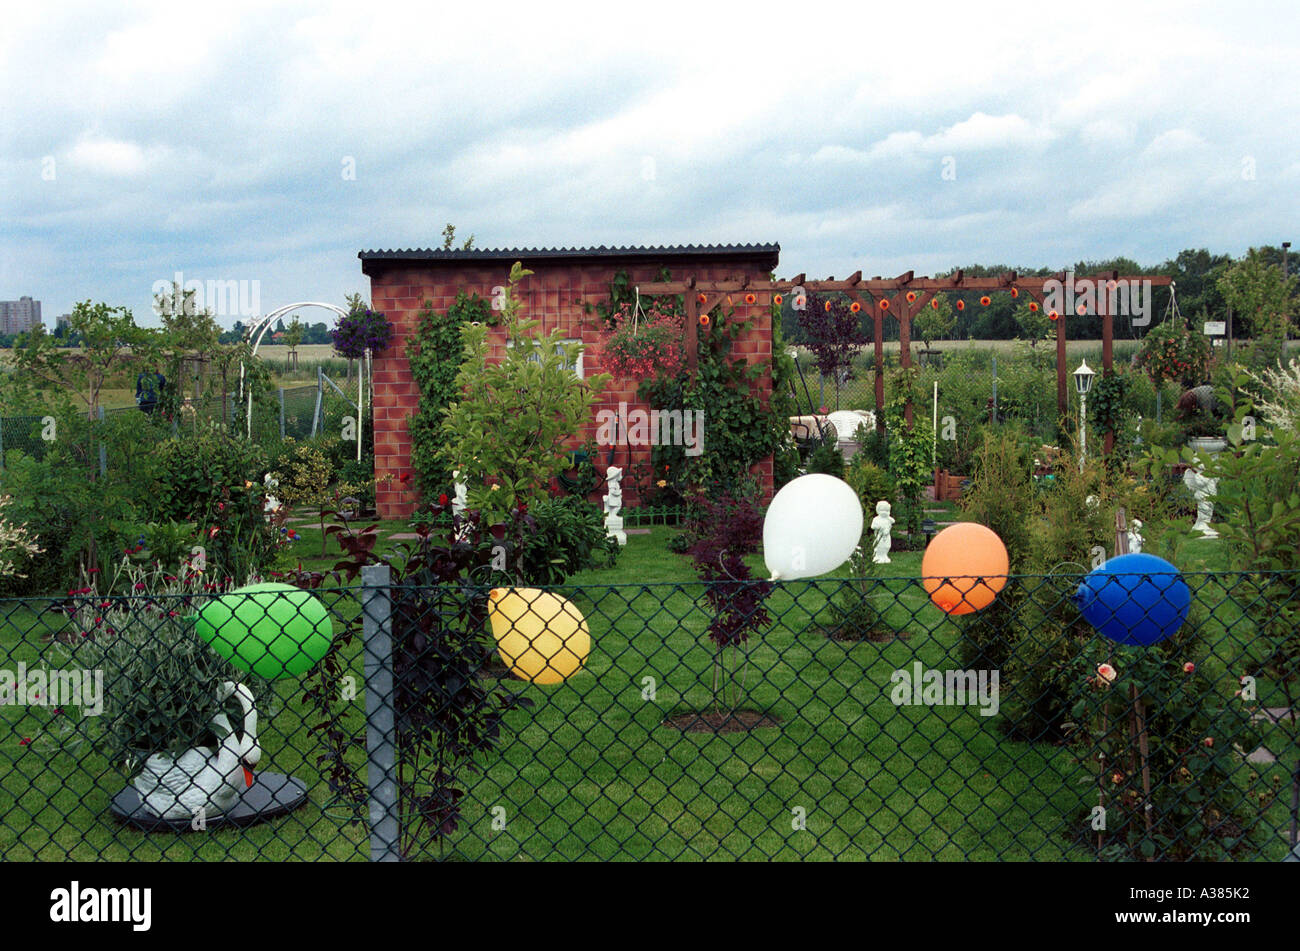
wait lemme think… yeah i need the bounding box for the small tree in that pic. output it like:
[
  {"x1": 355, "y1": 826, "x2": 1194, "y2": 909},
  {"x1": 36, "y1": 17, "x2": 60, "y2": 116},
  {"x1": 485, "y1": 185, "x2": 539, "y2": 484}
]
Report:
[
  {"x1": 914, "y1": 296, "x2": 956, "y2": 350},
  {"x1": 439, "y1": 262, "x2": 609, "y2": 527},
  {"x1": 284, "y1": 317, "x2": 304, "y2": 370},
  {"x1": 1218, "y1": 248, "x2": 1297, "y2": 369},
  {"x1": 7, "y1": 300, "x2": 159, "y2": 422},
  {"x1": 803, "y1": 292, "x2": 867, "y2": 408},
  {"x1": 685, "y1": 493, "x2": 773, "y2": 714},
  {"x1": 1014, "y1": 301, "x2": 1052, "y2": 349}
]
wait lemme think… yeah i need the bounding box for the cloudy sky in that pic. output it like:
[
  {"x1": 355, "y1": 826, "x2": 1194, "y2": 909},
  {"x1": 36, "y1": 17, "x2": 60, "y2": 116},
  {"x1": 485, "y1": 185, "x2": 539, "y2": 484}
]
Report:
[{"x1": 2, "y1": 0, "x2": 1298, "y2": 327}]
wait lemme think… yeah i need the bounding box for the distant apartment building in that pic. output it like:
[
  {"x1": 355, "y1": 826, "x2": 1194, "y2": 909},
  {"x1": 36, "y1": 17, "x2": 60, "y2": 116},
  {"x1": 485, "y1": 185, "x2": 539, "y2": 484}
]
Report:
[{"x1": 0, "y1": 297, "x2": 42, "y2": 335}]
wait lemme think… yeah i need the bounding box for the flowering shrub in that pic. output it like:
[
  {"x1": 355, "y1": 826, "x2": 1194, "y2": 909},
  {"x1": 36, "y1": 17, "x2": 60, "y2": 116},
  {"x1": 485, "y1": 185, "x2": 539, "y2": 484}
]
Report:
[
  {"x1": 1135, "y1": 318, "x2": 1211, "y2": 388},
  {"x1": 331, "y1": 306, "x2": 392, "y2": 359},
  {"x1": 1247, "y1": 357, "x2": 1300, "y2": 434},
  {"x1": 1070, "y1": 638, "x2": 1264, "y2": 860},
  {"x1": 0, "y1": 494, "x2": 42, "y2": 579},
  {"x1": 600, "y1": 303, "x2": 684, "y2": 380}
]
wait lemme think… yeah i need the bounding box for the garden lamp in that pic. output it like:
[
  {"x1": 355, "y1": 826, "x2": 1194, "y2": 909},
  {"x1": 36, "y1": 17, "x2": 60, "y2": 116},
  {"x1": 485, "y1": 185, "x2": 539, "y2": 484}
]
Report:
[{"x1": 1073, "y1": 360, "x2": 1095, "y2": 466}]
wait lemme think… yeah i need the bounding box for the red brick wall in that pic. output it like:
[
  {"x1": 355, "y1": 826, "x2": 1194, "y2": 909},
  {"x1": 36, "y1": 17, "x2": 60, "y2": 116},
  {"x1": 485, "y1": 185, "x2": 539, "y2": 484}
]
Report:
[{"x1": 366, "y1": 257, "x2": 774, "y2": 519}]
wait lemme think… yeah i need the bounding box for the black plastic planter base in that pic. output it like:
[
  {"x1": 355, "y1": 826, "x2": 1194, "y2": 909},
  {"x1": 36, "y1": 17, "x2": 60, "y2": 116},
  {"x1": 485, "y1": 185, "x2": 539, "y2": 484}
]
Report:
[{"x1": 110, "y1": 772, "x2": 309, "y2": 833}]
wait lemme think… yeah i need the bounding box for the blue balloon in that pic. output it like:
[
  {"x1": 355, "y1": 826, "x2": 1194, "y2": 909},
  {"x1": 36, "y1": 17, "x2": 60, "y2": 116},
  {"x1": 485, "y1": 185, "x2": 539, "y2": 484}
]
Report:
[{"x1": 1074, "y1": 553, "x2": 1190, "y2": 646}]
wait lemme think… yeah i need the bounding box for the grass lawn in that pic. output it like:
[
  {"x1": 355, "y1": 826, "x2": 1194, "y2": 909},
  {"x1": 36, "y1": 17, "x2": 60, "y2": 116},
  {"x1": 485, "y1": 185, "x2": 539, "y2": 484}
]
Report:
[{"x1": 1, "y1": 516, "x2": 1293, "y2": 861}]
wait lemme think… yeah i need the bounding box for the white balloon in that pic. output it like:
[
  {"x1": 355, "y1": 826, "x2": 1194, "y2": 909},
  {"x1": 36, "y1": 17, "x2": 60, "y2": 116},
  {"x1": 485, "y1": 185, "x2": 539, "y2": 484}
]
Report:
[{"x1": 763, "y1": 474, "x2": 864, "y2": 580}]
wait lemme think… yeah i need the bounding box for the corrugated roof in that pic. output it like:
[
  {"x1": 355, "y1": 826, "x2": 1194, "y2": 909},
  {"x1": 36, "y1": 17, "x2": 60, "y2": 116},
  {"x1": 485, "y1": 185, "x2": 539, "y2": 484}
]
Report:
[{"x1": 359, "y1": 243, "x2": 779, "y2": 264}]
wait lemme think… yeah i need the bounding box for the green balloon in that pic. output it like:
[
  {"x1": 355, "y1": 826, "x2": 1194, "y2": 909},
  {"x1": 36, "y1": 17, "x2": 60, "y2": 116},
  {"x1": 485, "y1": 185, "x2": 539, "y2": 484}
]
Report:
[{"x1": 194, "y1": 582, "x2": 333, "y2": 680}]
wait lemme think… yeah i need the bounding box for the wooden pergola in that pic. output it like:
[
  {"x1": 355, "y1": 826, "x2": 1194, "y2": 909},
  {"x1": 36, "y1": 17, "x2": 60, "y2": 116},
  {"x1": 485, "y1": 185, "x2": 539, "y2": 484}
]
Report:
[{"x1": 613, "y1": 269, "x2": 1172, "y2": 455}]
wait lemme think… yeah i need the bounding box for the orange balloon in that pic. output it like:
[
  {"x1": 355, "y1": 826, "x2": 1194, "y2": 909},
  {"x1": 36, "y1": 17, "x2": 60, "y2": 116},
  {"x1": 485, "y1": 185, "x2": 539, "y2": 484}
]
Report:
[{"x1": 921, "y1": 523, "x2": 1009, "y2": 615}]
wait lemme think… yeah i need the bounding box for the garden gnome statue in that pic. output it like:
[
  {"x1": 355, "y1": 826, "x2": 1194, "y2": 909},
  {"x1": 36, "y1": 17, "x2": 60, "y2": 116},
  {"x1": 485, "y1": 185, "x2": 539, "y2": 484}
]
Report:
[
  {"x1": 1127, "y1": 518, "x2": 1144, "y2": 554},
  {"x1": 1183, "y1": 465, "x2": 1219, "y2": 538},
  {"x1": 603, "y1": 466, "x2": 627, "y2": 547},
  {"x1": 870, "y1": 500, "x2": 894, "y2": 564}
]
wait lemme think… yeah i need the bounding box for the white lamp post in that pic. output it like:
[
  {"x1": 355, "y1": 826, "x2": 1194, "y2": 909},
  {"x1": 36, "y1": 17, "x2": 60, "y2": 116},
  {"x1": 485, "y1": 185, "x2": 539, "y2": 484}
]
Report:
[{"x1": 1074, "y1": 359, "x2": 1095, "y2": 467}]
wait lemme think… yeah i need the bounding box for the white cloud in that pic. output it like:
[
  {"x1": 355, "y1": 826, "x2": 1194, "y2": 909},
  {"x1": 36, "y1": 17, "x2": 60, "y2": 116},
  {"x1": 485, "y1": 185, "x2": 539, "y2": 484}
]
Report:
[{"x1": 66, "y1": 135, "x2": 164, "y2": 177}]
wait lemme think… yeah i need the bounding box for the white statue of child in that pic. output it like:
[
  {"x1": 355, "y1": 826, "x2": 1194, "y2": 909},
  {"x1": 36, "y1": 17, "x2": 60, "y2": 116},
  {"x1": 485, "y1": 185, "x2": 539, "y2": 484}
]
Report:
[
  {"x1": 1127, "y1": 518, "x2": 1144, "y2": 553},
  {"x1": 870, "y1": 500, "x2": 894, "y2": 564}
]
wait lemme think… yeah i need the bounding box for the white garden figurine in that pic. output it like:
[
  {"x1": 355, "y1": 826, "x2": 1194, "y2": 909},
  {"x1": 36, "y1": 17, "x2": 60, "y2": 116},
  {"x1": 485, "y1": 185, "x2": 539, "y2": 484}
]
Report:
[
  {"x1": 1183, "y1": 465, "x2": 1219, "y2": 538},
  {"x1": 603, "y1": 466, "x2": 627, "y2": 547},
  {"x1": 262, "y1": 473, "x2": 281, "y2": 517},
  {"x1": 1127, "y1": 518, "x2": 1144, "y2": 553},
  {"x1": 870, "y1": 500, "x2": 894, "y2": 564},
  {"x1": 133, "y1": 681, "x2": 260, "y2": 820},
  {"x1": 451, "y1": 469, "x2": 469, "y2": 540}
]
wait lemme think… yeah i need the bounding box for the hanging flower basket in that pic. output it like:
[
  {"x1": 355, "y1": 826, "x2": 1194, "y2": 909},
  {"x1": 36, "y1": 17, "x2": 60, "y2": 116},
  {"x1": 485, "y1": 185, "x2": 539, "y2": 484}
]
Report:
[
  {"x1": 1135, "y1": 317, "x2": 1211, "y2": 389},
  {"x1": 331, "y1": 308, "x2": 392, "y2": 359},
  {"x1": 600, "y1": 302, "x2": 685, "y2": 381}
]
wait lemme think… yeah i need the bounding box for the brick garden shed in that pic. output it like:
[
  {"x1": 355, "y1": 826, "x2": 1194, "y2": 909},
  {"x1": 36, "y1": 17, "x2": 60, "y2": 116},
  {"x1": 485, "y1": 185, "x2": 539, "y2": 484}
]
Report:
[{"x1": 360, "y1": 244, "x2": 780, "y2": 519}]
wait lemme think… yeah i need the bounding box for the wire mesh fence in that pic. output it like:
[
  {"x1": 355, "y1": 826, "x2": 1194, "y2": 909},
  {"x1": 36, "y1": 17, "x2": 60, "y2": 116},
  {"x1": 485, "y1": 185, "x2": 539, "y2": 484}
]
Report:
[
  {"x1": 0, "y1": 568, "x2": 1296, "y2": 861},
  {"x1": 0, "y1": 384, "x2": 328, "y2": 476}
]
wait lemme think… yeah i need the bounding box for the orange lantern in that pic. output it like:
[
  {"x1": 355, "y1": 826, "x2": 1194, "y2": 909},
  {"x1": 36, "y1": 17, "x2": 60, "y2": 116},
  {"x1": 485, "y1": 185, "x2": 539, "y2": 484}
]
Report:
[
  {"x1": 773, "y1": 293, "x2": 783, "y2": 305},
  {"x1": 921, "y1": 523, "x2": 1009, "y2": 615},
  {"x1": 906, "y1": 291, "x2": 917, "y2": 303},
  {"x1": 824, "y1": 300, "x2": 833, "y2": 312},
  {"x1": 699, "y1": 313, "x2": 710, "y2": 327},
  {"x1": 1048, "y1": 310, "x2": 1059, "y2": 321},
  {"x1": 956, "y1": 300, "x2": 965, "y2": 311},
  {"x1": 980, "y1": 295, "x2": 991, "y2": 307},
  {"x1": 1028, "y1": 302, "x2": 1039, "y2": 313},
  {"x1": 878, "y1": 298, "x2": 890, "y2": 311},
  {"x1": 1010, "y1": 287, "x2": 1020, "y2": 298},
  {"x1": 850, "y1": 301, "x2": 861, "y2": 313},
  {"x1": 744, "y1": 292, "x2": 756, "y2": 304}
]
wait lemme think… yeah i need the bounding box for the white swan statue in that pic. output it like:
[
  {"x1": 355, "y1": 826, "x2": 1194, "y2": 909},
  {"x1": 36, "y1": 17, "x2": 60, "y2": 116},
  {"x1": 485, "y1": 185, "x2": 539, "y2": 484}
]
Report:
[{"x1": 133, "y1": 681, "x2": 261, "y2": 820}]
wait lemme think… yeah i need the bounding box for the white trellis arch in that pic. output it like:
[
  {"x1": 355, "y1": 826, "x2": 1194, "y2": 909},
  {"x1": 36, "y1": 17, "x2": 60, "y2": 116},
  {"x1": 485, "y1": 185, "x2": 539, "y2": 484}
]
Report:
[{"x1": 239, "y1": 302, "x2": 367, "y2": 460}]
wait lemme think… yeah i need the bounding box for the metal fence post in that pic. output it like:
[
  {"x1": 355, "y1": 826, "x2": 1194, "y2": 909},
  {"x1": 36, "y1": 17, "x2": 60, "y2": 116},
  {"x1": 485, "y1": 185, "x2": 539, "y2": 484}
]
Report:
[
  {"x1": 278, "y1": 388, "x2": 286, "y2": 439},
  {"x1": 311, "y1": 367, "x2": 323, "y2": 438},
  {"x1": 97, "y1": 405, "x2": 107, "y2": 478},
  {"x1": 0, "y1": 416, "x2": 5, "y2": 470},
  {"x1": 361, "y1": 564, "x2": 400, "y2": 861}
]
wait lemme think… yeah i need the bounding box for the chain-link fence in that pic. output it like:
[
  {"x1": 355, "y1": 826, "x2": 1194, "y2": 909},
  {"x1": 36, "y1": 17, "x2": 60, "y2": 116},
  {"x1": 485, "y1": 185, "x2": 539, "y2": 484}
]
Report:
[
  {"x1": 0, "y1": 384, "x2": 329, "y2": 476},
  {"x1": 1, "y1": 569, "x2": 1296, "y2": 861}
]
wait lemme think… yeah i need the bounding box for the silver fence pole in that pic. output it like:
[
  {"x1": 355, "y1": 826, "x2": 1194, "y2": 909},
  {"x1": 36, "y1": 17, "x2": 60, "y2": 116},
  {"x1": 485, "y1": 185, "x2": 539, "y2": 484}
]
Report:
[
  {"x1": 0, "y1": 416, "x2": 5, "y2": 470},
  {"x1": 311, "y1": 366, "x2": 323, "y2": 438},
  {"x1": 361, "y1": 564, "x2": 400, "y2": 861},
  {"x1": 991, "y1": 355, "x2": 998, "y2": 424},
  {"x1": 278, "y1": 387, "x2": 286, "y2": 439}
]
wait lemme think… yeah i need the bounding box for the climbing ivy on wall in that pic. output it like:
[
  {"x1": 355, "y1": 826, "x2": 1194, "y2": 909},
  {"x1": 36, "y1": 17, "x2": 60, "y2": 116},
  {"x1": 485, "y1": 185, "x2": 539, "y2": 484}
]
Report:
[
  {"x1": 640, "y1": 304, "x2": 782, "y2": 498},
  {"x1": 409, "y1": 292, "x2": 491, "y2": 497}
]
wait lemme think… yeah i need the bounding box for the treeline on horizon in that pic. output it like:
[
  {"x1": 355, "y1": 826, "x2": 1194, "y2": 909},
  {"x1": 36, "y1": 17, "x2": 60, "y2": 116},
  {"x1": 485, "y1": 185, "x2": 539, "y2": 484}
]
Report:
[
  {"x1": 0, "y1": 316, "x2": 335, "y2": 350},
  {"x1": 780, "y1": 244, "x2": 1298, "y2": 344},
  {"x1": 4, "y1": 244, "x2": 1295, "y2": 350}
]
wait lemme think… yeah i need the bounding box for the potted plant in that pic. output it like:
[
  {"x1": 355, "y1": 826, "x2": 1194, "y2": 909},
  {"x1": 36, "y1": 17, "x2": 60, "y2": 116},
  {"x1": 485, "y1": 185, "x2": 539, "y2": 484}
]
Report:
[{"x1": 53, "y1": 563, "x2": 270, "y2": 819}]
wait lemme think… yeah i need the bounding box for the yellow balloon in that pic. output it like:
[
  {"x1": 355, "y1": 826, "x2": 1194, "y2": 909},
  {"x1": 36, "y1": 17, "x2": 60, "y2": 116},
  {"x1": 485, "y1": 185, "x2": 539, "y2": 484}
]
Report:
[{"x1": 487, "y1": 588, "x2": 590, "y2": 685}]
